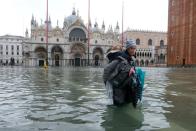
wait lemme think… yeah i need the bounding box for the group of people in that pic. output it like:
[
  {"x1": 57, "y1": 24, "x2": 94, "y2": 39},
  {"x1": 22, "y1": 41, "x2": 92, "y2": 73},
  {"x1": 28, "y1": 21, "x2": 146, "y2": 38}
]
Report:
[{"x1": 103, "y1": 39, "x2": 143, "y2": 108}]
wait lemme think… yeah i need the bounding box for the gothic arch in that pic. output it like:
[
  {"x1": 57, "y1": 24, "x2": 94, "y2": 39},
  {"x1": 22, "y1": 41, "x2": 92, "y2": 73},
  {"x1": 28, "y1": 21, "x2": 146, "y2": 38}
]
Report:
[
  {"x1": 70, "y1": 43, "x2": 86, "y2": 58},
  {"x1": 34, "y1": 46, "x2": 47, "y2": 58},
  {"x1": 69, "y1": 43, "x2": 87, "y2": 66},
  {"x1": 51, "y1": 46, "x2": 64, "y2": 66},
  {"x1": 136, "y1": 38, "x2": 140, "y2": 45},
  {"x1": 93, "y1": 47, "x2": 104, "y2": 66},
  {"x1": 34, "y1": 46, "x2": 47, "y2": 66},
  {"x1": 160, "y1": 40, "x2": 164, "y2": 47},
  {"x1": 69, "y1": 28, "x2": 87, "y2": 42},
  {"x1": 67, "y1": 26, "x2": 88, "y2": 42},
  {"x1": 93, "y1": 47, "x2": 104, "y2": 59},
  {"x1": 140, "y1": 59, "x2": 144, "y2": 66},
  {"x1": 145, "y1": 60, "x2": 149, "y2": 66},
  {"x1": 136, "y1": 59, "x2": 139, "y2": 66},
  {"x1": 148, "y1": 39, "x2": 153, "y2": 46}
]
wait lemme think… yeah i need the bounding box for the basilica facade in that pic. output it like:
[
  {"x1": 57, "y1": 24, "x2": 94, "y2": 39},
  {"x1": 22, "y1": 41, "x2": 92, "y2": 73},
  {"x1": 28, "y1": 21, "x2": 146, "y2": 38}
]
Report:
[{"x1": 23, "y1": 8, "x2": 119, "y2": 67}]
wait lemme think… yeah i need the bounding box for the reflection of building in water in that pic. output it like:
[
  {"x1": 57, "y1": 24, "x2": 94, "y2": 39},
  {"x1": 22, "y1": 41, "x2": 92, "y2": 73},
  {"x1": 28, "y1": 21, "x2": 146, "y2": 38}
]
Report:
[
  {"x1": 168, "y1": 0, "x2": 196, "y2": 66},
  {"x1": 0, "y1": 8, "x2": 167, "y2": 67}
]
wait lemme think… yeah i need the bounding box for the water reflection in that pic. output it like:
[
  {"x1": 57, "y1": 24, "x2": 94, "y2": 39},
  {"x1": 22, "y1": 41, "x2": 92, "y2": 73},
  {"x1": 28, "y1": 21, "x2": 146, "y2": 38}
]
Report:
[
  {"x1": 164, "y1": 68, "x2": 196, "y2": 131},
  {"x1": 139, "y1": 68, "x2": 172, "y2": 130}
]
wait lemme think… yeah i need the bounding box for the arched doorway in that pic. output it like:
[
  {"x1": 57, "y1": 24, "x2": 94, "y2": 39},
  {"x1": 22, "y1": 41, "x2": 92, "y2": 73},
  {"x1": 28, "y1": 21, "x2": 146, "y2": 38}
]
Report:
[
  {"x1": 136, "y1": 59, "x2": 139, "y2": 66},
  {"x1": 145, "y1": 60, "x2": 149, "y2": 66},
  {"x1": 55, "y1": 54, "x2": 60, "y2": 66},
  {"x1": 70, "y1": 43, "x2": 86, "y2": 66},
  {"x1": 35, "y1": 47, "x2": 47, "y2": 66},
  {"x1": 150, "y1": 60, "x2": 154, "y2": 65},
  {"x1": 159, "y1": 53, "x2": 165, "y2": 64},
  {"x1": 95, "y1": 55, "x2": 100, "y2": 66},
  {"x1": 51, "y1": 46, "x2": 63, "y2": 66},
  {"x1": 93, "y1": 47, "x2": 104, "y2": 66},
  {"x1": 140, "y1": 59, "x2": 144, "y2": 66},
  {"x1": 74, "y1": 54, "x2": 81, "y2": 66}
]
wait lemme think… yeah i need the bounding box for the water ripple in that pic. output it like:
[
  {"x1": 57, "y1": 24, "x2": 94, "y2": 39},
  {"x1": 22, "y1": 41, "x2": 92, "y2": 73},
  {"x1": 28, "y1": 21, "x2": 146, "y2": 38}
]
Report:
[{"x1": 0, "y1": 67, "x2": 195, "y2": 131}]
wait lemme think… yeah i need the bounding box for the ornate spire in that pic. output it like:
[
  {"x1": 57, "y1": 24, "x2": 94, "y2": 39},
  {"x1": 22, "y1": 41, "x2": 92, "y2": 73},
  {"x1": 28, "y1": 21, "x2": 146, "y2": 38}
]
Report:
[
  {"x1": 116, "y1": 21, "x2": 119, "y2": 29},
  {"x1": 94, "y1": 21, "x2": 98, "y2": 28},
  {"x1": 57, "y1": 19, "x2": 59, "y2": 27},
  {"x1": 77, "y1": 9, "x2": 79, "y2": 16},
  {"x1": 25, "y1": 28, "x2": 29, "y2": 38},
  {"x1": 110, "y1": 25, "x2": 113, "y2": 31},
  {"x1": 102, "y1": 21, "x2": 105, "y2": 29},
  {"x1": 31, "y1": 14, "x2": 34, "y2": 21},
  {"x1": 108, "y1": 25, "x2": 113, "y2": 32},
  {"x1": 49, "y1": 16, "x2": 51, "y2": 23},
  {"x1": 72, "y1": 7, "x2": 76, "y2": 15},
  {"x1": 31, "y1": 14, "x2": 34, "y2": 25},
  {"x1": 89, "y1": 19, "x2": 92, "y2": 27},
  {"x1": 34, "y1": 19, "x2": 38, "y2": 27}
]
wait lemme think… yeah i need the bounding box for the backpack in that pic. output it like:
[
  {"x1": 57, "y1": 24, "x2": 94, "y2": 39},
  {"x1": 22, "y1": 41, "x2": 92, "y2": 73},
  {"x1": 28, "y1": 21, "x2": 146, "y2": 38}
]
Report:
[{"x1": 108, "y1": 56, "x2": 138, "y2": 106}]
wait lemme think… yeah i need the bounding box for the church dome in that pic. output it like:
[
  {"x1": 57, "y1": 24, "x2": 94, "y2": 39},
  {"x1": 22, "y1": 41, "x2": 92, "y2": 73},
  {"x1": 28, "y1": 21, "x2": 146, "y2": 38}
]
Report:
[
  {"x1": 66, "y1": 14, "x2": 78, "y2": 24},
  {"x1": 64, "y1": 8, "x2": 83, "y2": 28}
]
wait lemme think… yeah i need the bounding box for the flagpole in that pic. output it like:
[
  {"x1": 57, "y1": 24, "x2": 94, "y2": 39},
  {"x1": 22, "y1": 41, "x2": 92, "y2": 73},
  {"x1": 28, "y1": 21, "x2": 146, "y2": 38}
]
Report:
[
  {"x1": 45, "y1": 0, "x2": 49, "y2": 67},
  {"x1": 87, "y1": 0, "x2": 90, "y2": 66},
  {"x1": 122, "y1": 0, "x2": 124, "y2": 46}
]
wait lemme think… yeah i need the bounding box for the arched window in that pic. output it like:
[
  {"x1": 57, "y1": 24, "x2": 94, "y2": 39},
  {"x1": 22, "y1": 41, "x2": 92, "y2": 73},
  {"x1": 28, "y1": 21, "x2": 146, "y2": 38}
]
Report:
[
  {"x1": 142, "y1": 52, "x2": 144, "y2": 57},
  {"x1": 137, "y1": 52, "x2": 139, "y2": 57},
  {"x1": 147, "y1": 52, "x2": 149, "y2": 57},
  {"x1": 136, "y1": 38, "x2": 140, "y2": 45},
  {"x1": 145, "y1": 52, "x2": 147, "y2": 57},
  {"x1": 148, "y1": 39, "x2": 153, "y2": 46},
  {"x1": 69, "y1": 28, "x2": 86, "y2": 42},
  {"x1": 150, "y1": 60, "x2": 154, "y2": 64},
  {"x1": 140, "y1": 60, "x2": 144, "y2": 66},
  {"x1": 149, "y1": 53, "x2": 152, "y2": 58},
  {"x1": 160, "y1": 40, "x2": 164, "y2": 47}
]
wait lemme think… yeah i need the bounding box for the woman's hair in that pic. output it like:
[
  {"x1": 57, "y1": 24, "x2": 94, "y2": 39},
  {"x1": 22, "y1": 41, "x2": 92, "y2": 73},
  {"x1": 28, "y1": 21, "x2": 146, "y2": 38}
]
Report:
[{"x1": 111, "y1": 44, "x2": 123, "y2": 51}]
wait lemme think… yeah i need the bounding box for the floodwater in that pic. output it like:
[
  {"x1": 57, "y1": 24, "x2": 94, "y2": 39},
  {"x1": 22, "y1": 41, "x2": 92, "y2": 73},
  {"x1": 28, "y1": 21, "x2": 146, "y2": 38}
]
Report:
[{"x1": 0, "y1": 67, "x2": 195, "y2": 131}]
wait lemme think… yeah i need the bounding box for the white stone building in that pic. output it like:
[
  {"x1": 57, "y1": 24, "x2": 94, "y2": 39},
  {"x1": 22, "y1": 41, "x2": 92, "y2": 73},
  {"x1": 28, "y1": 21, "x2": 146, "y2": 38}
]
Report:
[
  {"x1": 0, "y1": 35, "x2": 24, "y2": 66},
  {"x1": 124, "y1": 29, "x2": 167, "y2": 66},
  {"x1": 23, "y1": 8, "x2": 120, "y2": 67}
]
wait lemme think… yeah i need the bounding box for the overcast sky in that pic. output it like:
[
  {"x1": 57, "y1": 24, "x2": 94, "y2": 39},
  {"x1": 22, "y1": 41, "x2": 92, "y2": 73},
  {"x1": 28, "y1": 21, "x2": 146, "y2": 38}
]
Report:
[{"x1": 0, "y1": 0, "x2": 168, "y2": 36}]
